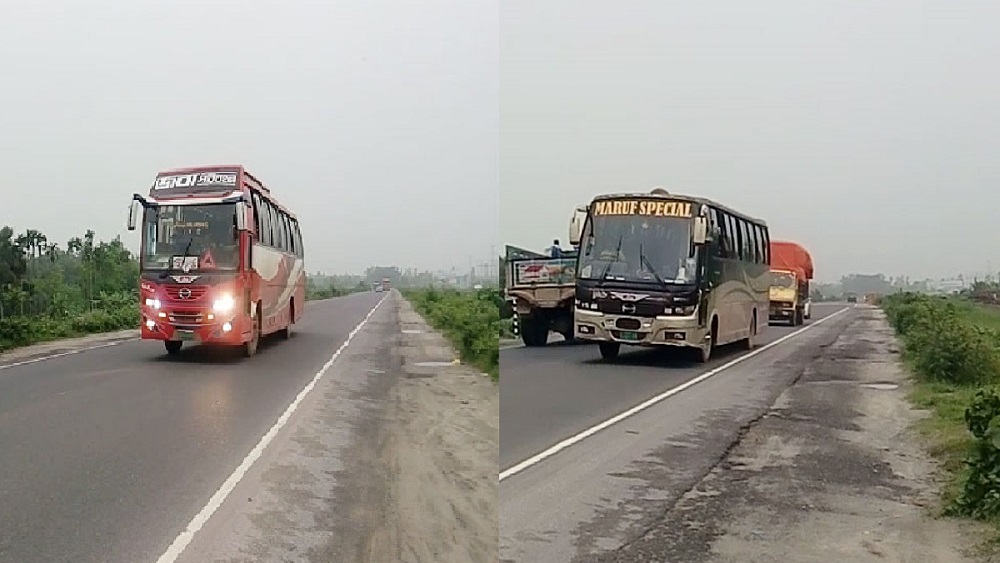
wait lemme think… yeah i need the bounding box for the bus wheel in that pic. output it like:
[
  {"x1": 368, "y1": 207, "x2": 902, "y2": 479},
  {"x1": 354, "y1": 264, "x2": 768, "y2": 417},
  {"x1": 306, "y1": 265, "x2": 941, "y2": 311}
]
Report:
[
  {"x1": 698, "y1": 319, "x2": 717, "y2": 363},
  {"x1": 742, "y1": 314, "x2": 757, "y2": 351},
  {"x1": 281, "y1": 301, "x2": 295, "y2": 340},
  {"x1": 164, "y1": 341, "x2": 182, "y2": 355},
  {"x1": 599, "y1": 342, "x2": 620, "y2": 360},
  {"x1": 245, "y1": 306, "x2": 261, "y2": 357}
]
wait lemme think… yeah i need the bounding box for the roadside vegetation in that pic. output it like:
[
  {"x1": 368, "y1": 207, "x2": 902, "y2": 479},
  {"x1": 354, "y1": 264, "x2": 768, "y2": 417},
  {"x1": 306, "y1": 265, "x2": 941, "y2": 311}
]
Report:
[
  {"x1": 881, "y1": 292, "x2": 1000, "y2": 531},
  {"x1": 404, "y1": 287, "x2": 500, "y2": 380}
]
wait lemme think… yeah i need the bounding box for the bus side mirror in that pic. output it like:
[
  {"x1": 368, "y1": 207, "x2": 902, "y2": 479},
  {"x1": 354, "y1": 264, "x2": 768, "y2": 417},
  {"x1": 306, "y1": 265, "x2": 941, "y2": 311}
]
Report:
[
  {"x1": 234, "y1": 201, "x2": 248, "y2": 231},
  {"x1": 692, "y1": 216, "x2": 708, "y2": 244},
  {"x1": 127, "y1": 200, "x2": 141, "y2": 231}
]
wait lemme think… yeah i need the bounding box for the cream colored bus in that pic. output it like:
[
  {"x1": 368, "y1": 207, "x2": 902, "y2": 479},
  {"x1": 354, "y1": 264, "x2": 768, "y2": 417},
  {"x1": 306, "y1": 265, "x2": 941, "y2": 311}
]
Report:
[{"x1": 572, "y1": 188, "x2": 770, "y2": 363}]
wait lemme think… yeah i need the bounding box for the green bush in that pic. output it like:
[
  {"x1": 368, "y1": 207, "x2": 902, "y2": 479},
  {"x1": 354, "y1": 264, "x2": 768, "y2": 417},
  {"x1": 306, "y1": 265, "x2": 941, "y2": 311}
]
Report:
[
  {"x1": 882, "y1": 292, "x2": 1000, "y2": 521},
  {"x1": 882, "y1": 293, "x2": 1000, "y2": 386},
  {"x1": 950, "y1": 387, "x2": 1000, "y2": 519},
  {"x1": 0, "y1": 290, "x2": 138, "y2": 352},
  {"x1": 404, "y1": 287, "x2": 499, "y2": 380}
]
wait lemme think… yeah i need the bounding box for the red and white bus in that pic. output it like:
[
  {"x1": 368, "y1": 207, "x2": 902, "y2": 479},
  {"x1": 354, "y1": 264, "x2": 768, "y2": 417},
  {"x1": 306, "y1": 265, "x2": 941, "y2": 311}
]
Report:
[{"x1": 126, "y1": 165, "x2": 306, "y2": 357}]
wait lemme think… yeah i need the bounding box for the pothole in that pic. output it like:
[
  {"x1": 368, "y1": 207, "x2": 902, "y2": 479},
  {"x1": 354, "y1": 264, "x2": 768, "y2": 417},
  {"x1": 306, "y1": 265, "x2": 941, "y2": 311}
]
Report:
[{"x1": 860, "y1": 382, "x2": 899, "y2": 391}]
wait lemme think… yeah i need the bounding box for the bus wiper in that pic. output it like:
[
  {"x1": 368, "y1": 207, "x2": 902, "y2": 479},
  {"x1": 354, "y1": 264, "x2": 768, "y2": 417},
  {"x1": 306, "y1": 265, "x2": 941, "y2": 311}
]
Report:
[
  {"x1": 597, "y1": 233, "x2": 624, "y2": 284},
  {"x1": 639, "y1": 243, "x2": 668, "y2": 286},
  {"x1": 161, "y1": 237, "x2": 194, "y2": 279}
]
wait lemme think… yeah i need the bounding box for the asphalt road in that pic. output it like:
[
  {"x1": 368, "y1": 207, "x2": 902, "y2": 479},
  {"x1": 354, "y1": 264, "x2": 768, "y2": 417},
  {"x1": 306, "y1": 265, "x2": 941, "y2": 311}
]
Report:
[
  {"x1": 499, "y1": 303, "x2": 855, "y2": 562},
  {"x1": 0, "y1": 292, "x2": 384, "y2": 563}
]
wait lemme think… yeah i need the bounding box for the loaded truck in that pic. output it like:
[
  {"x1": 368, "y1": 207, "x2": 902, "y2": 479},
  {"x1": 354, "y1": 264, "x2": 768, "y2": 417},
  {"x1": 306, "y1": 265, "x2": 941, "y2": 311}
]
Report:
[
  {"x1": 503, "y1": 205, "x2": 587, "y2": 346},
  {"x1": 768, "y1": 240, "x2": 814, "y2": 326}
]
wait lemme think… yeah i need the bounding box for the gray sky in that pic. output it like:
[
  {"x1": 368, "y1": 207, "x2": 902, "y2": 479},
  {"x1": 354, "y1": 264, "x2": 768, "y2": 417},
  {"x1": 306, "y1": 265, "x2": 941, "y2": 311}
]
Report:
[
  {"x1": 0, "y1": 0, "x2": 497, "y2": 274},
  {"x1": 501, "y1": 0, "x2": 1000, "y2": 282}
]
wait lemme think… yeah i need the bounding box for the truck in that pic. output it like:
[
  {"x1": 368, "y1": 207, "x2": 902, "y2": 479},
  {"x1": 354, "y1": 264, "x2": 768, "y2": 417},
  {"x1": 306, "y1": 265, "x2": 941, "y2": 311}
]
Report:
[
  {"x1": 768, "y1": 240, "x2": 813, "y2": 326},
  {"x1": 503, "y1": 205, "x2": 588, "y2": 346}
]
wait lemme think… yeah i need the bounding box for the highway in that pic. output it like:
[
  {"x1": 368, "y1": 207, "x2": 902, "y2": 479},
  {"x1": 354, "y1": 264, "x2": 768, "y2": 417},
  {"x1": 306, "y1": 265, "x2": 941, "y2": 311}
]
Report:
[
  {"x1": 500, "y1": 303, "x2": 855, "y2": 562},
  {"x1": 0, "y1": 292, "x2": 390, "y2": 563}
]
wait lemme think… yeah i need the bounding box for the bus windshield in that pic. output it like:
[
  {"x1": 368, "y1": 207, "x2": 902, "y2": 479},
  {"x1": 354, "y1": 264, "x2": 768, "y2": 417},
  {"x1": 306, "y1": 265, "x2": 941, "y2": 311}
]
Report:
[
  {"x1": 771, "y1": 271, "x2": 796, "y2": 288},
  {"x1": 141, "y1": 203, "x2": 240, "y2": 272},
  {"x1": 578, "y1": 214, "x2": 697, "y2": 284}
]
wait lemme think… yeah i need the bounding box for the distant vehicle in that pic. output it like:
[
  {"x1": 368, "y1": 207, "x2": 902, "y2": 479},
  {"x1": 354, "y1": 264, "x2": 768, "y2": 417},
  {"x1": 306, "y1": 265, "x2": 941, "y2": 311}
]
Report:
[
  {"x1": 768, "y1": 240, "x2": 814, "y2": 326},
  {"x1": 846, "y1": 293, "x2": 858, "y2": 303},
  {"x1": 127, "y1": 165, "x2": 306, "y2": 357},
  {"x1": 381, "y1": 277, "x2": 391, "y2": 292},
  {"x1": 574, "y1": 188, "x2": 770, "y2": 362},
  {"x1": 373, "y1": 282, "x2": 383, "y2": 292}
]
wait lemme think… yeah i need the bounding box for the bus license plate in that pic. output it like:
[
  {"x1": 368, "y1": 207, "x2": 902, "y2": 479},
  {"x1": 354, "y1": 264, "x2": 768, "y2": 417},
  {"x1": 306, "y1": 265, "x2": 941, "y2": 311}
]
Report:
[
  {"x1": 619, "y1": 331, "x2": 638, "y2": 341},
  {"x1": 176, "y1": 331, "x2": 195, "y2": 341}
]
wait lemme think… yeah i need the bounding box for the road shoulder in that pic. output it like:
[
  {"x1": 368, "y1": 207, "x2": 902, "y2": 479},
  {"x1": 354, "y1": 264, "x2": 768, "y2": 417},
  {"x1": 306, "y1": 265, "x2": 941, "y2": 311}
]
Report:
[
  {"x1": 0, "y1": 329, "x2": 138, "y2": 367},
  {"x1": 394, "y1": 295, "x2": 499, "y2": 562},
  {"x1": 620, "y1": 307, "x2": 988, "y2": 562},
  {"x1": 172, "y1": 291, "x2": 497, "y2": 563}
]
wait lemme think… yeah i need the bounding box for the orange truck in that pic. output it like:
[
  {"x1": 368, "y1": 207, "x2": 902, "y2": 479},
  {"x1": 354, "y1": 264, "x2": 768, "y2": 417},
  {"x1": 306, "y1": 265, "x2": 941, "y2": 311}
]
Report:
[{"x1": 768, "y1": 240, "x2": 814, "y2": 326}]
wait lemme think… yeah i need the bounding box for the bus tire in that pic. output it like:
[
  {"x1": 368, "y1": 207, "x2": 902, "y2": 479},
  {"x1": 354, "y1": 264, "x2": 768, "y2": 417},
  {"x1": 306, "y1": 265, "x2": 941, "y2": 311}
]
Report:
[
  {"x1": 164, "y1": 341, "x2": 182, "y2": 355},
  {"x1": 698, "y1": 318, "x2": 717, "y2": 363},
  {"x1": 281, "y1": 300, "x2": 295, "y2": 340},
  {"x1": 245, "y1": 304, "x2": 261, "y2": 357},
  {"x1": 742, "y1": 313, "x2": 757, "y2": 350},
  {"x1": 599, "y1": 342, "x2": 620, "y2": 360}
]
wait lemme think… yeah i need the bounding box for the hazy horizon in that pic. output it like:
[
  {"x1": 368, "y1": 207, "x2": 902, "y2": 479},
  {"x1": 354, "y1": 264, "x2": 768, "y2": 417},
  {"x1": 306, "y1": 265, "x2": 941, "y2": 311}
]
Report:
[
  {"x1": 501, "y1": 0, "x2": 1000, "y2": 281},
  {"x1": 0, "y1": 0, "x2": 498, "y2": 274}
]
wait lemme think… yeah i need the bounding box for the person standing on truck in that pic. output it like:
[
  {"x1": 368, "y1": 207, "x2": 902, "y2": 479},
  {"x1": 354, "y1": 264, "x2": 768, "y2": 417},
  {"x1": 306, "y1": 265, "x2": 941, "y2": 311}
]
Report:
[{"x1": 548, "y1": 239, "x2": 565, "y2": 258}]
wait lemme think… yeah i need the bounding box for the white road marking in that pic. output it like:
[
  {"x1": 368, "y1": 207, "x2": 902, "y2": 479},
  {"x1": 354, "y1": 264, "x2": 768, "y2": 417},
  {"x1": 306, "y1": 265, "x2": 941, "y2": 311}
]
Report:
[
  {"x1": 499, "y1": 307, "x2": 850, "y2": 482},
  {"x1": 0, "y1": 338, "x2": 136, "y2": 371},
  {"x1": 156, "y1": 294, "x2": 388, "y2": 563}
]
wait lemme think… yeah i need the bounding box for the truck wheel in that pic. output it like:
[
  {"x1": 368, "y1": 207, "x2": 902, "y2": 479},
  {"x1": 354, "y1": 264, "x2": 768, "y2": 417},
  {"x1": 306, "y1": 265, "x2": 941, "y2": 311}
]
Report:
[
  {"x1": 520, "y1": 317, "x2": 548, "y2": 347},
  {"x1": 599, "y1": 342, "x2": 620, "y2": 360},
  {"x1": 559, "y1": 330, "x2": 576, "y2": 344},
  {"x1": 164, "y1": 341, "x2": 182, "y2": 355},
  {"x1": 794, "y1": 309, "x2": 804, "y2": 326}
]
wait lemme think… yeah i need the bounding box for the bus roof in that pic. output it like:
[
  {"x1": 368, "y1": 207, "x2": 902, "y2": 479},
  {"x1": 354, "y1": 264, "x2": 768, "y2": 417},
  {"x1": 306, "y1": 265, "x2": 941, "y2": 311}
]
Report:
[{"x1": 590, "y1": 189, "x2": 767, "y2": 227}]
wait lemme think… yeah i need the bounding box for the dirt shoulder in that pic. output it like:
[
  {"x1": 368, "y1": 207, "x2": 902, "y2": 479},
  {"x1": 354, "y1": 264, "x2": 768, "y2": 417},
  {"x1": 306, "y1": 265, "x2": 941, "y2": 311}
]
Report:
[
  {"x1": 172, "y1": 292, "x2": 497, "y2": 563},
  {"x1": 394, "y1": 296, "x2": 499, "y2": 562},
  {"x1": 613, "y1": 307, "x2": 989, "y2": 562}
]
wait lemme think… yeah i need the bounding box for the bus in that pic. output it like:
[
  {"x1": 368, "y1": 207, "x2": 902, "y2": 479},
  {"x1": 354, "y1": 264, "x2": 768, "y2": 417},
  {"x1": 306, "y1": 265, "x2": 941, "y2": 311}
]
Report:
[
  {"x1": 126, "y1": 165, "x2": 306, "y2": 357},
  {"x1": 572, "y1": 188, "x2": 770, "y2": 363}
]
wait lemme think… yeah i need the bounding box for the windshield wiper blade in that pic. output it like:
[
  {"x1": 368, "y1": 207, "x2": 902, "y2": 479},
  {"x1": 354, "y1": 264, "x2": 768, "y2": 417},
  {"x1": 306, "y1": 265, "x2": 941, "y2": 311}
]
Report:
[
  {"x1": 597, "y1": 233, "x2": 624, "y2": 284},
  {"x1": 639, "y1": 242, "x2": 668, "y2": 286},
  {"x1": 162, "y1": 237, "x2": 194, "y2": 279}
]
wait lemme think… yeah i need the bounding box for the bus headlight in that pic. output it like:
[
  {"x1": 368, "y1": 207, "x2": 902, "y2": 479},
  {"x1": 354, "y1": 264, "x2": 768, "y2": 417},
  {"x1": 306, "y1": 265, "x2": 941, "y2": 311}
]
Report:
[
  {"x1": 668, "y1": 305, "x2": 696, "y2": 315},
  {"x1": 144, "y1": 298, "x2": 161, "y2": 309},
  {"x1": 213, "y1": 294, "x2": 236, "y2": 313}
]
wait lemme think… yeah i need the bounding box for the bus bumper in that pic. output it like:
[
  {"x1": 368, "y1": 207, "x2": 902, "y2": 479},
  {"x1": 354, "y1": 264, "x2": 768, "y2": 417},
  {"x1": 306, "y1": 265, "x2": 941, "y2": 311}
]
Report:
[
  {"x1": 573, "y1": 307, "x2": 704, "y2": 350},
  {"x1": 140, "y1": 309, "x2": 248, "y2": 346}
]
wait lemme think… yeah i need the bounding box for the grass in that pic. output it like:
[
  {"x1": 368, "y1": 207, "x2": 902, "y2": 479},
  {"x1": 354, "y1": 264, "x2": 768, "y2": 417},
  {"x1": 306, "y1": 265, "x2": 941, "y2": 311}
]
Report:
[
  {"x1": 403, "y1": 287, "x2": 499, "y2": 381},
  {"x1": 908, "y1": 380, "x2": 978, "y2": 507}
]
